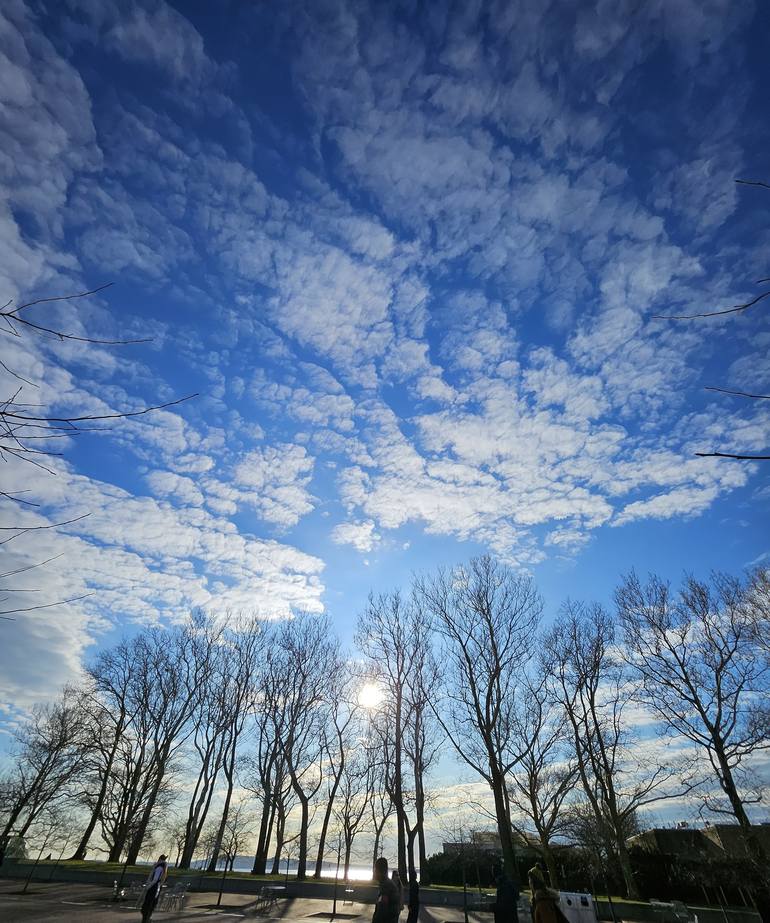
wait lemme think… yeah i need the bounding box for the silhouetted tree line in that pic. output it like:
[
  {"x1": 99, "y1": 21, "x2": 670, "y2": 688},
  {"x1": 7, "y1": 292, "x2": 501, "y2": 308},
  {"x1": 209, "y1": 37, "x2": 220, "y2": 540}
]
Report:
[{"x1": 1, "y1": 559, "x2": 768, "y2": 918}]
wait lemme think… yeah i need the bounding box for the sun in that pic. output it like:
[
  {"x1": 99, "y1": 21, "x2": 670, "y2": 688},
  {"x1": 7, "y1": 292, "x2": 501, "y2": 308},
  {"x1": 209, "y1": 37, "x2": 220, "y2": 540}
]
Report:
[{"x1": 358, "y1": 682, "x2": 385, "y2": 710}]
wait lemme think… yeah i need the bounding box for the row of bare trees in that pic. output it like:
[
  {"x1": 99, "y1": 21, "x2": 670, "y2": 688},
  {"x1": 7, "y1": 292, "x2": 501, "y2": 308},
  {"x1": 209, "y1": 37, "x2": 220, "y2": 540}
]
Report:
[
  {"x1": 375, "y1": 557, "x2": 769, "y2": 915},
  {"x1": 1, "y1": 557, "x2": 768, "y2": 917},
  {"x1": 0, "y1": 611, "x2": 399, "y2": 881}
]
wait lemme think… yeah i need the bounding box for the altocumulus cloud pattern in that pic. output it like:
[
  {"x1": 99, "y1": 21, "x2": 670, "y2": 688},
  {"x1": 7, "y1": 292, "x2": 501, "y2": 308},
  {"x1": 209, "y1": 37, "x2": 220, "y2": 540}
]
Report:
[{"x1": 0, "y1": 0, "x2": 768, "y2": 707}]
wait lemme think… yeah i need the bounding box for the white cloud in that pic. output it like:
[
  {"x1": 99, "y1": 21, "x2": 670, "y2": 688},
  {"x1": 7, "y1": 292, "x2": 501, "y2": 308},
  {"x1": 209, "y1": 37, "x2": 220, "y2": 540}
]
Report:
[
  {"x1": 1, "y1": 0, "x2": 768, "y2": 710},
  {"x1": 232, "y1": 444, "x2": 316, "y2": 527},
  {"x1": 330, "y1": 519, "x2": 381, "y2": 553}
]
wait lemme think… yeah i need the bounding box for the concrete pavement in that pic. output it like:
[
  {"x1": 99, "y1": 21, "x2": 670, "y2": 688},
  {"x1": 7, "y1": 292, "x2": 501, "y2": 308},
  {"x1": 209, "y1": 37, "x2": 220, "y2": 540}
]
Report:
[{"x1": 0, "y1": 880, "x2": 491, "y2": 923}]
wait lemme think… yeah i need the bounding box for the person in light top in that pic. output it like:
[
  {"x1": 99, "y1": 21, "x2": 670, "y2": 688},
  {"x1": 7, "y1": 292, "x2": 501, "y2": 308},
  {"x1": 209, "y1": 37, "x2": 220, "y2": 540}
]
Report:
[{"x1": 141, "y1": 854, "x2": 168, "y2": 922}]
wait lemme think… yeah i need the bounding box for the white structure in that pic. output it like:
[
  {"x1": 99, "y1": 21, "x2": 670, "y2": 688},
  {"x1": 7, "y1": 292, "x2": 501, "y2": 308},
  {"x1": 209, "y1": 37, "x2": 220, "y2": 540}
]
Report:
[{"x1": 557, "y1": 892, "x2": 599, "y2": 923}]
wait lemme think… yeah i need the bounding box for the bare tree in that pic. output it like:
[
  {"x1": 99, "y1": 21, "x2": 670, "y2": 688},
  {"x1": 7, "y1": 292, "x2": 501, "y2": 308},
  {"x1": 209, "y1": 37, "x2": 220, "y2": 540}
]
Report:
[
  {"x1": 220, "y1": 799, "x2": 256, "y2": 873},
  {"x1": 206, "y1": 616, "x2": 266, "y2": 871},
  {"x1": 356, "y1": 591, "x2": 410, "y2": 880},
  {"x1": 269, "y1": 764, "x2": 298, "y2": 876},
  {"x1": 19, "y1": 804, "x2": 77, "y2": 893},
  {"x1": 746, "y1": 566, "x2": 770, "y2": 662},
  {"x1": 401, "y1": 600, "x2": 442, "y2": 887},
  {"x1": 616, "y1": 570, "x2": 770, "y2": 919},
  {"x1": 334, "y1": 748, "x2": 372, "y2": 880},
  {"x1": 124, "y1": 618, "x2": 212, "y2": 865},
  {"x1": 70, "y1": 640, "x2": 139, "y2": 860},
  {"x1": 97, "y1": 679, "x2": 167, "y2": 862},
  {"x1": 161, "y1": 812, "x2": 189, "y2": 868},
  {"x1": 270, "y1": 613, "x2": 341, "y2": 879},
  {"x1": 507, "y1": 678, "x2": 578, "y2": 888},
  {"x1": 564, "y1": 799, "x2": 639, "y2": 894},
  {"x1": 543, "y1": 602, "x2": 678, "y2": 899},
  {"x1": 243, "y1": 680, "x2": 285, "y2": 875},
  {"x1": 313, "y1": 674, "x2": 360, "y2": 878},
  {"x1": 367, "y1": 758, "x2": 394, "y2": 878},
  {"x1": 1, "y1": 688, "x2": 85, "y2": 844},
  {"x1": 178, "y1": 621, "x2": 232, "y2": 868},
  {"x1": 416, "y1": 555, "x2": 542, "y2": 882},
  {"x1": 356, "y1": 588, "x2": 439, "y2": 882}
]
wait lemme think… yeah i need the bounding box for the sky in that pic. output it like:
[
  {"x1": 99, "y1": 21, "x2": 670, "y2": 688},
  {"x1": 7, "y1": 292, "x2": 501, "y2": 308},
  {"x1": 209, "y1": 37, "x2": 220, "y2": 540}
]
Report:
[{"x1": 0, "y1": 0, "x2": 769, "y2": 740}]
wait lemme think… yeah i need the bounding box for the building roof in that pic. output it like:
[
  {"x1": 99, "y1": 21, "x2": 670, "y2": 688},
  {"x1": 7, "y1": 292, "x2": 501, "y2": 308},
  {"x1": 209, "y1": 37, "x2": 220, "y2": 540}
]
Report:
[{"x1": 628, "y1": 824, "x2": 770, "y2": 862}]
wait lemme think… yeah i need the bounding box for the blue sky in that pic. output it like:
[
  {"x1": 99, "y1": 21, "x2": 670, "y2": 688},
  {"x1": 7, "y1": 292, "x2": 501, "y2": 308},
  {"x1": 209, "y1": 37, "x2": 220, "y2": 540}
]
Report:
[{"x1": 0, "y1": 0, "x2": 769, "y2": 721}]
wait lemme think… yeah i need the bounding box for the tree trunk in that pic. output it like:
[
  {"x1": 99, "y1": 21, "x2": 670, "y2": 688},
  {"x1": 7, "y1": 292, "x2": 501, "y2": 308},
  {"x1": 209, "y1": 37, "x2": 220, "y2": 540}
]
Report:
[
  {"x1": 126, "y1": 773, "x2": 164, "y2": 865},
  {"x1": 372, "y1": 829, "x2": 382, "y2": 878},
  {"x1": 295, "y1": 793, "x2": 310, "y2": 879},
  {"x1": 490, "y1": 766, "x2": 518, "y2": 885},
  {"x1": 251, "y1": 787, "x2": 275, "y2": 875},
  {"x1": 107, "y1": 839, "x2": 123, "y2": 863},
  {"x1": 270, "y1": 799, "x2": 287, "y2": 876},
  {"x1": 715, "y1": 745, "x2": 770, "y2": 923},
  {"x1": 207, "y1": 765, "x2": 235, "y2": 873},
  {"x1": 71, "y1": 719, "x2": 124, "y2": 860},
  {"x1": 414, "y1": 750, "x2": 429, "y2": 887},
  {"x1": 541, "y1": 843, "x2": 559, "y2": 890},
  {"x1": 1, "y1": 801, "x2": 27, "y2": 845},
  {"x1": 417, "y1": 823, "x2": 429, "y2": 887},
  {"x1": 314, "y1": 766, "x2": 344, "y2": 878},
  {"x1": 616, "y1": 835, "x2": 638, "y2": 900},
  {"x1": 406, "y1": 827, "x2": 418, "y2": 920},
  {"x1": 180, "y1": 743, "x2": 223, "y2": 869}
]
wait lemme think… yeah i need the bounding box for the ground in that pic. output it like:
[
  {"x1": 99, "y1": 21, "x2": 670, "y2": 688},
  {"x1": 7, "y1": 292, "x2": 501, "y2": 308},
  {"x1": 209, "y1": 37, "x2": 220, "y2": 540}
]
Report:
[{"x1": 0, "y1": 881, "x2": 490, "y2": 922}]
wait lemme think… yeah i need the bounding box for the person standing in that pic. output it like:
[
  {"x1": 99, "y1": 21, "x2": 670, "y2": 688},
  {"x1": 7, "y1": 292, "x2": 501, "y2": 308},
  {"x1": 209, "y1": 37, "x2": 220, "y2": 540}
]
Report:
[
  {"x1": 391, "y1": 869, "x2": 404, "y2": 913},
  {"x1": 531, "y1": 887, "x2": 568, "y2": 923},
  {"x1": 141, "y1": 854, "x2": 168, "y2": 923},
  {"x1": 493, "y1": 863, "x2": 519, "y2": 923},
  {"x1": 373, "y1": 857, "x2": 401, "y2": 923},
  {"x1": 528, "y1": 862, "x2": 548, "y2": 896},
  {"x1": 406, "y1": 868, "x2": 420, "y2": 923}
]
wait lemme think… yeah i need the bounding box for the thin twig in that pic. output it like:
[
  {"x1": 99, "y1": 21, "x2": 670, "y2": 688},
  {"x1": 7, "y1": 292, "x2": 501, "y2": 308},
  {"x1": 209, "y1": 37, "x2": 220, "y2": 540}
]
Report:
[
  {"x1": 0, "y1": 593, "x2": 93, "y2": 617},
  {"x1": 0, "y1": 314, "x2": 152, "y2": 345},
  {"x1": 705, "y1": 387, "x2": 770, "y2": 400},
  {"x1": 0, "y1": 357, "x2": 37, "y2": 387},
  {"x1": 8, "y1": 283, "x2": 114, "y2": 315},
  {"x1": 0, "y1": 513, "x2": 91, "y2": 546},
  {"x1": 2, "y1": 393, "x2": 198, "y2": 424},
  {"x1": 652, "y1": 290, "x2": 769, "y2": 320},
  {"x1": 735, "y1": 179, "x2": 770, "y2": 190},
  {"x1": 0, "y1": 490, "x2": 39, "y2": 507},
  {"x1": 0, "y1": 554, "x2": 65, "y2": 579},
  {"x1": 695, "y1": 452, "x2": 770, "y2": 460}
]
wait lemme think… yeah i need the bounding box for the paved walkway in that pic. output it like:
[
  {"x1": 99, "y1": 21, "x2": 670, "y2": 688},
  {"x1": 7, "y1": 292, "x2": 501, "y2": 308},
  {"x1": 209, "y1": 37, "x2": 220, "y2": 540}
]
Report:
[{"x1": 0, "y1": 880, "x2": 492, "y2": 923}]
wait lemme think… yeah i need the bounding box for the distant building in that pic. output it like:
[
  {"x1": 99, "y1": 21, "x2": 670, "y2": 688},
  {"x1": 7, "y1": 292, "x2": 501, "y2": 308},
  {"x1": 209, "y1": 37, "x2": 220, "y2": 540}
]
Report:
[
  {"x1": 442, "y1": 829, "x2": 540, "y2": 860},
  {"x1": 628, "y1": 822, "x2": 770, "y2": 863}
]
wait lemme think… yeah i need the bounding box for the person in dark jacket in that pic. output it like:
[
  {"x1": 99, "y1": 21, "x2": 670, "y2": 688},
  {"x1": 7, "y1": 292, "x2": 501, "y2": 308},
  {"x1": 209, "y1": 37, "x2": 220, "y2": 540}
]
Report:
[
  {"x1": 141, "y1": 854, "x2": 168, "y2": 922},
  {"x1": 406, "y1": 868, "x2": 419, "y2": 923},
  {"x1": 373, "y1": 857, "x2": 401, "y2": 923},
  {"x1": 493, "y1": 864, "x2": 519, "y2": 923}
]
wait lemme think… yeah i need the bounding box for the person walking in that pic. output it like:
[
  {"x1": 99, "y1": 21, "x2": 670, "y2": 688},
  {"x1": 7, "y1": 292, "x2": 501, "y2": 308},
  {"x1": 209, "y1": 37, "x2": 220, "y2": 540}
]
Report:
[
  {"x1": 373, "y1": 857, "x2": 401, "y2": 923},
  {"x1": 140, "y1": 854, "x2": 168, "y2": 922}
]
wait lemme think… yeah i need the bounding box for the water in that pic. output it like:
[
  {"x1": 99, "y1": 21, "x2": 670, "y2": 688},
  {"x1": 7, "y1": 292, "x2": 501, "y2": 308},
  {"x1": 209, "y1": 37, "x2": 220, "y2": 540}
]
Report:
[{"x1": 193, "y1": 856, "x2": 374, "y2": 881}]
